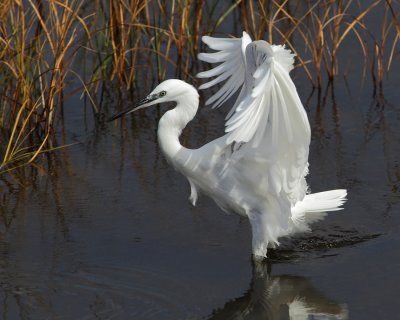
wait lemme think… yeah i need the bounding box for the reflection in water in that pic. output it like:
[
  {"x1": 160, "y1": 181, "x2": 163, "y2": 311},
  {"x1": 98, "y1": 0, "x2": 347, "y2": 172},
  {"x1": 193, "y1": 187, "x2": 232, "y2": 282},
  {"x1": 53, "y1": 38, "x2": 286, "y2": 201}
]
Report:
[{"x1": 210, "y1": 262, "x2": 348, "y2": 320}]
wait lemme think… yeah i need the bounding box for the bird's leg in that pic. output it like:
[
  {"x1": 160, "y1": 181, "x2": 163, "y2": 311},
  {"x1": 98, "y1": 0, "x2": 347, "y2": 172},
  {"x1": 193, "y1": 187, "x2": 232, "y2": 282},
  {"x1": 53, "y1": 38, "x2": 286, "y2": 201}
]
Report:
[
  {"x1": 248, "y1": 210, "x2": 270, "y2": 260},
  {"x1": 251, "y1": 257, "x2": 272, "y2": 279}
]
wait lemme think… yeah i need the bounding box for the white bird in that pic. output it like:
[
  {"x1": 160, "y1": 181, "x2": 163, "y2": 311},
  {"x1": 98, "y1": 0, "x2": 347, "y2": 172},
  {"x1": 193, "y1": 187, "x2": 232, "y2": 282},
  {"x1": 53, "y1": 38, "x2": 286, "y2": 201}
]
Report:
[{"x1": 109, "y1": 32, "x2": 347, "y2": 259}]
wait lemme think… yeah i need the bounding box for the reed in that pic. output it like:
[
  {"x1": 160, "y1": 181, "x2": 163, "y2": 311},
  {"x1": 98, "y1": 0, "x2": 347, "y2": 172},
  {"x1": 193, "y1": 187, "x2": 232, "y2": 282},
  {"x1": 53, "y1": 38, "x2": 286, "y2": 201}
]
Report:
[
  {"x1": 0, "y1": 0, "x2": 398, "y2": 175},
  {"x1": 370, "y1": 0, "x2": 400, "y2": 96},
  {"x1": 0, "y1": 0, "x2": 90, "y2": 172}
]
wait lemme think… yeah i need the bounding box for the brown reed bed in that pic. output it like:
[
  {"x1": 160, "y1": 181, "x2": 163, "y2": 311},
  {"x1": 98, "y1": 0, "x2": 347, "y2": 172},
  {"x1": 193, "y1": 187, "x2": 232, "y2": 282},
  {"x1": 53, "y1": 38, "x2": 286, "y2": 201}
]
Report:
[{"x1": 0, "y1": 0, "x2": 399, "y2": 176}]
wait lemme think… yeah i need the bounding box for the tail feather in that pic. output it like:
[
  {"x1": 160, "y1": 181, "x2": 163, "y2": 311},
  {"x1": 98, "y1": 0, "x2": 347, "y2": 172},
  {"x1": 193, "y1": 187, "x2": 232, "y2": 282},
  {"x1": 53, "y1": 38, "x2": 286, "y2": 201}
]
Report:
[{"x1": 290, "y1": 189, "x2": 347, "y2": 233}]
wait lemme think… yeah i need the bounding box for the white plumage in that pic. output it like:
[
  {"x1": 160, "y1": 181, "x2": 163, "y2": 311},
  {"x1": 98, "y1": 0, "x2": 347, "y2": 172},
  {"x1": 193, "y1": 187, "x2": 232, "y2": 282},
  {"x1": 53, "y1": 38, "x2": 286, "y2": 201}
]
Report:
[{"x1": 110, "y1": 32, "x2": 347, "y2": 259}]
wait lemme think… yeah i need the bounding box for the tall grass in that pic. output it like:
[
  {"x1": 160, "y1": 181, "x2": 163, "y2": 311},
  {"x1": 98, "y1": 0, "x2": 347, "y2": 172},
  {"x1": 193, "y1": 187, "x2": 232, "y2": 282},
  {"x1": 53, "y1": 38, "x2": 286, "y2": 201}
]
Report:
[
  {"x1": 0, "y1": 0, "x2": 399, "y2": 176},
  {"x1": 0, "y1": 0, "x2": 90, "y2": 173},
  {"x1": 243, "y1": 0, "x2": 385, "y2": 87}
]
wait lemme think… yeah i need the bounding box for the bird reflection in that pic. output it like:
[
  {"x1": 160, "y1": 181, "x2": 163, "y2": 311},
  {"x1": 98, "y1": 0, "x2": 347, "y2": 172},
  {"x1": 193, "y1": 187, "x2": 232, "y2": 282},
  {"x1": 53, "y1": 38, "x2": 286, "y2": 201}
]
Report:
[{"x1": 209, "y1": 262, "x2": 348, "y2": 320}]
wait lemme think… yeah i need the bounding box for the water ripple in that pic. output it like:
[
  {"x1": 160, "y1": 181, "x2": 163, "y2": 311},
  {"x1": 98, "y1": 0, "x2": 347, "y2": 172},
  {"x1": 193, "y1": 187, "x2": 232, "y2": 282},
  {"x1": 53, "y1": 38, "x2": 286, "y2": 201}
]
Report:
[{"x1": 0, "y1": 264, "x2": 199, "y2": 320}]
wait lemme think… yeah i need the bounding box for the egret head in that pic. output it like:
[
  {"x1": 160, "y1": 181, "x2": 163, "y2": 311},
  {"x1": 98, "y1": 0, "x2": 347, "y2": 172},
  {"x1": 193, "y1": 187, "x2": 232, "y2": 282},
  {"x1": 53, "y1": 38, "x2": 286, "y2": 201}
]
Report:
[{"x1": 108, "y1": 79, "x2": 196, "y2": 122}]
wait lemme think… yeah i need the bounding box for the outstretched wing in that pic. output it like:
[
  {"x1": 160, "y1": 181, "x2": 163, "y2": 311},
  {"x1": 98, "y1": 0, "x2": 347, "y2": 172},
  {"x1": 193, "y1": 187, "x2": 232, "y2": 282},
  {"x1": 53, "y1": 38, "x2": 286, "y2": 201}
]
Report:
[
  {"x1": 198, "y1": 33, "x2": 310, "y2": 148},
  {"x1": 197, "y1": 33, "x2": 311, "y2": 204}
]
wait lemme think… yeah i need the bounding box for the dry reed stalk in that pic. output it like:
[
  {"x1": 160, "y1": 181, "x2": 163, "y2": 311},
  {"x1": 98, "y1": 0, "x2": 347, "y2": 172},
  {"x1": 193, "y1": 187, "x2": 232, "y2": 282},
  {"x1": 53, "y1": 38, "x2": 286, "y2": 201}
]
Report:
[
  {"x1": 0, "y1": 0, "x2": 89, "y2": 171},
  {"x1": 370, "y1": 0, "x2": 399, "y2": 96},
  {"x1": 385, "y1": 0, "x2": 400, "y2": 70}
]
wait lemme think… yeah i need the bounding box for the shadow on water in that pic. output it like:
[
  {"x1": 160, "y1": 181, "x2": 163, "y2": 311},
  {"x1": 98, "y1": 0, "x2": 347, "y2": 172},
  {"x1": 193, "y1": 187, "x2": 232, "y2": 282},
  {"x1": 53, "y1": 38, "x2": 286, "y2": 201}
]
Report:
[
  {"x1": 209, "y1": 262, "x2": 348, "y2": 320},
  {"x1": 267, "y1": 229, "x2": 381, "y2": 262}
]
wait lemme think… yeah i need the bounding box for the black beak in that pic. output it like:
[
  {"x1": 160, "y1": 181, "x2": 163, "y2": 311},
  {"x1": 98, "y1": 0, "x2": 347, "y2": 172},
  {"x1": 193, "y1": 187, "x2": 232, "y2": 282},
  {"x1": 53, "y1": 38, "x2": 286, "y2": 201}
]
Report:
[{"x1": 108, "y1": 95, "x2": 158, "y2": 122}]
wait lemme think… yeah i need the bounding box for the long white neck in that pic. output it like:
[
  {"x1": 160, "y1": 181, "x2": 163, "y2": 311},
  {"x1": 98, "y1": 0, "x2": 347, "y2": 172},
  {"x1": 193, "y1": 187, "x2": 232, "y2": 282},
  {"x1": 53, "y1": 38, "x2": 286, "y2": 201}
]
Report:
[{"x1": 157, "y1": 89, "x2": 199, "y2": 164}]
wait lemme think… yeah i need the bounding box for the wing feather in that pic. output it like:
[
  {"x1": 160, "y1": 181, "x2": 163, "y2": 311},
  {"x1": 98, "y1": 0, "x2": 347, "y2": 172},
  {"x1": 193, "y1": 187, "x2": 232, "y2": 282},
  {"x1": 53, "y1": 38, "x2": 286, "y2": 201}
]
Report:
[
  {"x1": 205, "y1": 77, "x2": 241, "y2": 108},
  {"x1": 201, "y1": 35, "x2": 243, "y2": 50},
  {"x1": 274, "y1": 73, "x2": 293, "y2": 142},
  {"x1": 197, "y1": 32, "x2": 252, "y2": 109},
  {"x1": 197, "y1": 51, "x2": 232, "y2": 63}
]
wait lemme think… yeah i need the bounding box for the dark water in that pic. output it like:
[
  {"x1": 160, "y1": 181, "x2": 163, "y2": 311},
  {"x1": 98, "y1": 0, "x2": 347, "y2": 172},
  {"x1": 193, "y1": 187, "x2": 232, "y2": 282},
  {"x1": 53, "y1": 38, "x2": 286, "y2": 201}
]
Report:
[
  {"x1": 1, "y1": 73, "x2": 399, "y2": 319},
  {"x1": 1, "y1": 7, "x2": 400, "y2": 320}
]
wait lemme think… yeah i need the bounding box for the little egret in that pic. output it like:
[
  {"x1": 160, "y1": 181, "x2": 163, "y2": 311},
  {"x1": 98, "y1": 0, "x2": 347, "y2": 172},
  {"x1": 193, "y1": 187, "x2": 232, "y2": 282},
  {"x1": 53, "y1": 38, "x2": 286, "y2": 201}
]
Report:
[{"x1": 109, "y1": 32, "x2": 347, "y2": 259}]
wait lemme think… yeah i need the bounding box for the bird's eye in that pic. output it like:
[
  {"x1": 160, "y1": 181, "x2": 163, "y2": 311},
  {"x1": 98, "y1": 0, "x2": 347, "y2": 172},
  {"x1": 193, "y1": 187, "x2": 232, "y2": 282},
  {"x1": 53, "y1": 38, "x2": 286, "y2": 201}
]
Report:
[{"x1": 159, "y1": 91, "x2": 167, "y2": 97}]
